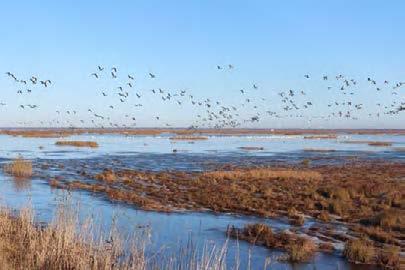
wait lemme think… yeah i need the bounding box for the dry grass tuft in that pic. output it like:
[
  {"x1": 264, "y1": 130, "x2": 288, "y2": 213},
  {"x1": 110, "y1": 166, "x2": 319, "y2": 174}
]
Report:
[
  {"x1": 286, "y1": 237, "x2": 316, "y2": 262},
  {"x1": 343, "y1": 238, "x2": 375, "y2": 264},
  {"x1": 361, "y1": 209, "x2": 403, "y2": 230},
  {"x1": 3, "y1": 157, "x2": 33, "y2": 178},
  {"x1": 376, "y1": 246, "x2": 400, "y2": 270},
  {"x1": 55, "y1": 141, "x2": 99, "y2": 148},
  {"x1": 228, "y1": 223, "x2": 315, "y2": 262}
]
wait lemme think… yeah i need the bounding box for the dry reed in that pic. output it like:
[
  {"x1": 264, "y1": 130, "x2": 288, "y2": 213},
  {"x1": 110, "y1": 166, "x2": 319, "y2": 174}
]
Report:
[
  {"x1": 55, "y1": 141, "x2": 99, "y2": 148},
  {"x1": 3, "y1": 157, "x2": 33, "y2": 178}
]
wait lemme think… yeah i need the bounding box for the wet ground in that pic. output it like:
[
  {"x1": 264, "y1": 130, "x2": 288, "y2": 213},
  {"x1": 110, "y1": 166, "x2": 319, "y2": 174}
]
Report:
[{"x1": 1, "y1": 133, "x2": 403, "y2": 269}]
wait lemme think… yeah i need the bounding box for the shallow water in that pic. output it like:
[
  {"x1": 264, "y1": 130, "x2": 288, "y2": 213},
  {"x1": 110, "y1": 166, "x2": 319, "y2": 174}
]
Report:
[{"x1": 1, "y1": 133, "x2": 402, "y2": 269}]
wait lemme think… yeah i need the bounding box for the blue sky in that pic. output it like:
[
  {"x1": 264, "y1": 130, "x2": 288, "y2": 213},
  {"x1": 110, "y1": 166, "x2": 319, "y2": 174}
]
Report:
[{"x1": 0, "y1": 0, "x2": 404, "y2": 128}]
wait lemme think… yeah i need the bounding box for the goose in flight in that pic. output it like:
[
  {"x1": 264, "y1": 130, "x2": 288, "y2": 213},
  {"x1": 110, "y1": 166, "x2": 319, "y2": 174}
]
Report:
[
  {"x1": 91, "y1": 73, "x2": 99, "y2": 78},
  {"x1": 40, "y1": 80, "x2": 51, "y2": 87},
  {"x1": 30, "y1": 76, "x2": 38, "y2": 84},
  {"x1": 149, "y1": 72, "x2": 156, "y2": 78}
]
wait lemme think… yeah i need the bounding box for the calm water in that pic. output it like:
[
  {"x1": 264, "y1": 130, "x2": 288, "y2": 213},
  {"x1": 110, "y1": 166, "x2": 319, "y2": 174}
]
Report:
[{"x1": 2, "y1": 133, "x2": 402, "y2": 269}]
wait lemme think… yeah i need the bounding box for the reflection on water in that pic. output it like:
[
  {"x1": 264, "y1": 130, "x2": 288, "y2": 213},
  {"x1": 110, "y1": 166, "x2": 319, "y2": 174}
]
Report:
[{"x1": 10, "y1": 176, "x2": 32, "y2": 192}]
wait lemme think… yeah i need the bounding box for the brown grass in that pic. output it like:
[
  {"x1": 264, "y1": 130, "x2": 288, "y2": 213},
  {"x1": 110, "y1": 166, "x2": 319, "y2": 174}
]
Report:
[
  {"x1": 361, "y1": 209, "x2": 404, "y2": 230},
  {"x1": 169, "y1": 136, "x2": 208, "y2": 140},
  {"x1": 342, "y1": 140, "x2": 393, "y2": 146},
  {"x1": 1, "y1": 128, "x2": 404, "y2": 138},
  {"x1": 286, "y1": 237, "x2": 316, "y2": 262},
  {"x1": 227, "y1": 223, "x2": 316, "y2": 262},
  {"x1": 55, "y1": 141, "x2": 99, "y2": 148},
  {"x1": 0, "y1": 202, "x2": 235, "y2": 270},
  {"x1": 343, "y1": 238, "x2": 375, "y2": 264},
  {"x1": 3, "y1": 158, "x2": 33, "y2": 178},
  {"x1": 304, "y1": 135, "x2": 337, "y2": 139},
  {"x1": 0, "y1": 204, "x2": 145, "y2": 269},
  {"x1": 202, "y1": 168, "x2": 322, "y2": 181},
  {"x1": 43, "y1": 161, "x2": 405, "y2": 262},
  {"x1": 367, "y1": 142, "x2": 393, "y2": 147},
  {"x1": 376, "y1": 246, "x2": 400, "y2": 270}
]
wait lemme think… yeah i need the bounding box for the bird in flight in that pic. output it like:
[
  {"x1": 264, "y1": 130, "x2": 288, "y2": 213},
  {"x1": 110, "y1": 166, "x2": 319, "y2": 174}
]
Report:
[{"x1": 40, "y1": 80, "x2": 51, "y2": 87}]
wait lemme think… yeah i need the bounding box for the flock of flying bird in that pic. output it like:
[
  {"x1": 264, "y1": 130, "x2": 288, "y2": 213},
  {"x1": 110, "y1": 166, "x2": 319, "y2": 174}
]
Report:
[{"x1": 1, "y1": 65, "x2": 404, "y2": 128}]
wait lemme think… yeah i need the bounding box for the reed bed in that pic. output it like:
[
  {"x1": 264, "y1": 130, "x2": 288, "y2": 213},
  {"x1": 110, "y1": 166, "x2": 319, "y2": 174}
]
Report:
[
  {"x1": 0, "y1": 204, "x2": 145, "y2": 269},
  {"x1": 3, "y1": 157, "x2": 33, "y2": 178},
  {"x1": 0, "y1": 202, "x2": 235, "y2": 270},
  {"x1": 55, "y1": 141, "x2": 99, "y2": 148}
]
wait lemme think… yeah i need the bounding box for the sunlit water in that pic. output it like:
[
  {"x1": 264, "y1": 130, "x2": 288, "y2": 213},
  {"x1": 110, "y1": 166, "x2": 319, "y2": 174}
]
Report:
[{"x1": 1, "y1": 133, "x2": 402, "y2": 269}]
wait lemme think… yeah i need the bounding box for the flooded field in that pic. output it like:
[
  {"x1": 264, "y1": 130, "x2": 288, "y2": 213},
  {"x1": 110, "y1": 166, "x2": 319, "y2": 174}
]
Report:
[{"x1": 0, "y1": 132, "x2": 403, "y2": 269}]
